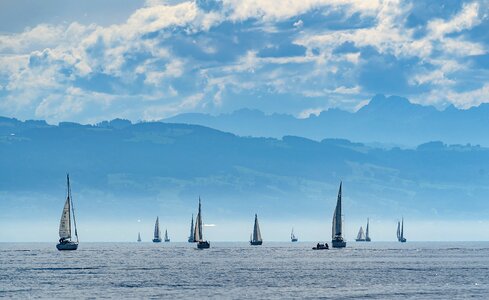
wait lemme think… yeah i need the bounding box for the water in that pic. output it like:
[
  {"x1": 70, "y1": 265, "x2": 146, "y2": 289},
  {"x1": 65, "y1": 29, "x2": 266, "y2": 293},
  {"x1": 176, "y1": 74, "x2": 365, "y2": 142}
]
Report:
[{"x1": 1, "y1": 242, "x2": 489, "y2": 299}]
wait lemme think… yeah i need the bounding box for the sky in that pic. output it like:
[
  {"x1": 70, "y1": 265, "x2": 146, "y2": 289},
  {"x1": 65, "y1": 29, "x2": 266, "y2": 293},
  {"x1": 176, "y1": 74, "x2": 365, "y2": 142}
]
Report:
[{"x1": 0, "y1": 0, "x2": 488, "y2": 124}]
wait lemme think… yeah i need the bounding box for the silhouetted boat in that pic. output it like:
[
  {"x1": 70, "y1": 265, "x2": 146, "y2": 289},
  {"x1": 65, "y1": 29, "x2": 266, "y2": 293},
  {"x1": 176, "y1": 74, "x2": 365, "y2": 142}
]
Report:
[
  {"x1": 137, "y1": 232, "x2": 141, "y2": 242},
  {"x1": 250, "y1": 214, "x2": 263, "y2": 245},
  {"x1": 355, "y1": 226, "x2": 366, "y2": 242},
  {"x1": 188, "y1": 214, "x2": 195, "y2": 243},
  {"x1": 164, "y1": 229, "x2": 170, "y2": 242},
  {"x1": 194, "y1": 198, "x2": 210, "y2": 249},
  {"x1": 332, "y1": 182, "x2": 346, "y2": 248},
  {"x1": 153, "y1": 217, "x2": 162, "y2": 243},
  {"x1": 365, "y1": 218, "x2": 371, "y2": 242},
  {"x1": 397, "y1": 218, "x2": 407, "y2": 242},
  {"x1": 56, "y1": 174, "x2": 79, "y2": 251},
  {"x1": 291, "y1": 228, "x2": 298, "y2": 242}
]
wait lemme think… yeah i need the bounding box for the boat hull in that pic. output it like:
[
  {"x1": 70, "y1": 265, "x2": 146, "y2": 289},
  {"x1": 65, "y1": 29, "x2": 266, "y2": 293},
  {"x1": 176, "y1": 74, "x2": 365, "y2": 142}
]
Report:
[
  {"x1": 56, "y1": 242, "x2": 78, "y2": 251},
  {"x1": 332, "y1": 238, "x2": 346, "y2": 248},
  {"x1": 365, "y1": 238, "x2": 371, "y2": 242},
  {"x1": 164, "y1": 239, "x2": 170, "y2": 242},
  {"x1": 291, "y1": 238, "x2": 298, "y2": 242},
  {"x1": 250, "y1": 241, "x2": 263, "y2": 246},
  {"x1": 355, "y1": 239, "x2": 366, "y2": 242},
  {"x1": 399, "y1": 238, "x2": 407, "y2": 243},
  {"x1": 197, "y1": 241, "x2": 210, "y2": 249},
  {"x1": 153, "y1": 239, "x2": 162, "y2": 243}
]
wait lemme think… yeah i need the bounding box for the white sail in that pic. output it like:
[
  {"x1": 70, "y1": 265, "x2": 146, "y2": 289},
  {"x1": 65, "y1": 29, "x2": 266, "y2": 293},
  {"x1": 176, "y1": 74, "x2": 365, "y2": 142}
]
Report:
[
  {"x1": 356, "y1": 226, "x2": 365, "y2": 240},
  {"x1": 332, "y1": 182, "x2": 342, "y2": 239},
  {"x1": 188, "y1": 214, "x2": 195, "y2": 242},
  {"x1": 252, "y1": 214, "x2": 262, "y2": 242},
  {"x1": 59, "y1": 197, "x2": 71, "y2": 239},
  {"x1": 193, "y1": 199, "x2": 203, "y2": 242},
  {"x1": 154, "y1": 217, "x2": 161, "y2": 240},
  {"x1": 396, "y1": 221, "x2": 401, "y2": 241},
  {"x1": 365, "y1": 219, "x2": 370, "y2": 239},
  {"x1": 401, "y1": 218, "x2": 404, "y2": 240}
]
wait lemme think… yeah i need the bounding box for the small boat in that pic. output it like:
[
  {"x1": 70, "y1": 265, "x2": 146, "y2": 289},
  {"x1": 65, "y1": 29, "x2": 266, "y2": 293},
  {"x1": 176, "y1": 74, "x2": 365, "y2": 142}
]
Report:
[
  {"x1": 397, "y1": 218, "x2": 407, "y2": 243},
  {"x1": 194, "y1": 198, "x2": 210, "y2": 249},
  {"x1": 291, "y1": 228, "x2": 298, "y2": 242},
  {"x1": 137, "y1": 232, "x2": 142, "y2": 242},
  {"x1": 164, "y1": 229, "x2": 170, "y2": 242},
  {"x1": 250, "y1": 214, "x2": 263, "y2": 246},
  {"x1": 355, "y1": 226, "x2": 366, "y2": 242},
  {"x1": 188, "y1": 214, "x2": 195, "y2": 243},
  {"x1": 365, "y1": 218, "x2": 371, "y2": 242},
  {"x1": 312, "y1": 243, "x2": 329, "y2": 250},
  {"x1": 56, "y1": 174, "x2": 79, "y2": 251},
  {"x1": 331, "y1": 182, "x2": 346, "y2": 248},
  {"x1": 153, "y1": 217, "x2": 162, "y2": 243}
]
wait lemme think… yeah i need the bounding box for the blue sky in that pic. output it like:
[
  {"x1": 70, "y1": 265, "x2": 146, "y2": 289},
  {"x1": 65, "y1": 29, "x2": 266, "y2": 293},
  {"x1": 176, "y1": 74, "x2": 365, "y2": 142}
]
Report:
[{"x1": 0, "y1": 0, "x2": 488, "y2": 123}]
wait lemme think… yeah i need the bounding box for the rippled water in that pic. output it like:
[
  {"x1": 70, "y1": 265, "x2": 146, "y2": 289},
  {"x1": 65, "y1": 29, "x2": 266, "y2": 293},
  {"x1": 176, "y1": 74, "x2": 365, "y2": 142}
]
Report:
[{"x1": 1, "y1": 242, "x2": 489, "y2": 299}]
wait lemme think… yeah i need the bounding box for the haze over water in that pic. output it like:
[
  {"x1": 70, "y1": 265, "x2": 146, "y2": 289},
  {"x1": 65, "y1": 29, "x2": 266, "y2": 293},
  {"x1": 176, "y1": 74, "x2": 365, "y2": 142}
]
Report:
[{"x1": 1, "y1": 242, "x2": 488, "y2": 299}]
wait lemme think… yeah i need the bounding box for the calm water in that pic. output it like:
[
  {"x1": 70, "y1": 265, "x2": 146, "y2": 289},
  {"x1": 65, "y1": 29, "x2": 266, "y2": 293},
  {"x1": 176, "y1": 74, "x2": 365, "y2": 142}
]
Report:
[{"x1": 1, "y1": 242, "x2": 489, "y2": 299}]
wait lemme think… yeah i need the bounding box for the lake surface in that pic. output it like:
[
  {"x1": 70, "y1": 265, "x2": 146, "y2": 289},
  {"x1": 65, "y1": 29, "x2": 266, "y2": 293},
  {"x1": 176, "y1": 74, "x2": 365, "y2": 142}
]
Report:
[{"x1": 1, "y1": 242, "x2": 488, "y2": 299}]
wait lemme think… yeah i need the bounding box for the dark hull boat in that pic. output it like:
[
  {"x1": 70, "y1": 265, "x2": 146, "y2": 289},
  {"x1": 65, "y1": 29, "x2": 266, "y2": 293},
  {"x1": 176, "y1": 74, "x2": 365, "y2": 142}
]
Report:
[
  {"x1": 194, "y1": 198, "x2": 210, "y2": 249},
  {"x1": 355, "y1": 225, "x2": 366, "y2": 242},
  {"x1": 250, "y1": 214, "x2": 263, "y2": 246},
  {"x1": 56, "y1": 241, "x2": 78, "y2": 251},
  {"x1": 291, "y1": 228, "x2": 298, "y2": 242},
  {"x1": 312, "y1": 243, "x2": 329, "y2": 250},
  {"x1": 197, "y1": 241, "x2": 210, "y2": 249},
  {"x1": 56, "y1": 174, "x2": 79, "y2": 251},
  {"x1": 153, "y1": 217, "x2": 162, "y2": 243}
]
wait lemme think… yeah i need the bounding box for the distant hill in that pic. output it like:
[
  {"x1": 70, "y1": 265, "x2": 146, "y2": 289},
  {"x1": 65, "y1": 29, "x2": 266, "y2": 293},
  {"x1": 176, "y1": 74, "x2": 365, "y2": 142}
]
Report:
[
  {"x1": 1, "y1": 116, "x2": 488, "y2": 223},
  {"x1": 165, "y1": 94, "x2": 489, "y2": 147}
]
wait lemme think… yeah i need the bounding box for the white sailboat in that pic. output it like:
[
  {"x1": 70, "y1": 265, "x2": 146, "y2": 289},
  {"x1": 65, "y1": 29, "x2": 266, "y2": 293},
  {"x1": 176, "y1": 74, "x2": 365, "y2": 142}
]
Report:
[
  {"x1": 137, "y1": 232, "x2": 142, "y2": 242},
  {"x1": 153, "y1": 217, "x2": 162, "y2": 243},
  {"x1": 365, "y1": 218, "x2": 371, "y2": 242},
  {"x1": 355, "y1": 226, "x2": 366, "y2": 242},
  {"x1": 56, "y1": 174, "x2": 79, "y2": 251},
  {"x1": 250, "y1": 214, "x2": 263, "y2": 245},
  {"x1": 164, "y1": 229, "x2": 170, "y2": 242},
  {"x1": 397, "y1": 218, "x2": 407, "y2": 242},
  {"x1": 332, "y1": 182, "x2": 346, "y2": 248},
  {"x1": 291, "y1": 228, "x2": 298, "y2": 242},
  {"x1": 188, "y1": 214, "x2": 195, "y2": 243},
  {"x1": 194, "y1": 198, "x2": 210, "y2": 249}
]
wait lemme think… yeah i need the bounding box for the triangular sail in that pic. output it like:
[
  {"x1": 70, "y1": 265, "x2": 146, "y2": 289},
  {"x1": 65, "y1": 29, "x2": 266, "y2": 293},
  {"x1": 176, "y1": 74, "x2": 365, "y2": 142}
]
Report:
[
  {"x1": 59, "y1": 197, "x2": 71, "y2": 239},
  {"x1": 396, "y1": 221, "x2": 401, "y2": 240},
  {"x1": 365, "y1": 219, "x2": 370, "y2": 239},
  {"x1": 291, "y1": 228, "x2": 295, "y2": 239},
  {"x1": 401, "y1": 218, "x2": 404, "y2": 240},
  {"x1": 165, "y1": 229, "x2": 168, "y2": 240},
  {"x1": 252, "y1": 214, "x2": 262, "y2": 242},
  {"x1": 356, "y1": 226, "x2": 365, "y2": 240},
  {"x1": 189, "y1": 214, "x2": 194, "y2": 242},
  {"x1": 193, "y1": 198, "x2": 203, "y2": 242},
  {"x1": 137, "y1": 232, "x2": 141, "y2": 242},
  {"x1": 154, "y1": 217, "x2": 161, "y2": 240},
  {"x1": 332, "y1": 182, "x2": 343, "y2": 239}
]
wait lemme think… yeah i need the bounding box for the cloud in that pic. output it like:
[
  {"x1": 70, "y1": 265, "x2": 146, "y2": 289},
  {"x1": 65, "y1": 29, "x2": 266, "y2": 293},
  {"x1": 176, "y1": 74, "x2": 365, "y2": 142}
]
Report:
[{"x1": 0, "y1": 0, "x2": 488, "y2": 122}]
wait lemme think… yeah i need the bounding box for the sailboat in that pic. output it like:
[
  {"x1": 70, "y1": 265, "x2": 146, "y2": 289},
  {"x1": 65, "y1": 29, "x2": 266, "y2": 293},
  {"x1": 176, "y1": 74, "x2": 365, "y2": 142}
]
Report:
[
  {"x1": 164, "y1": 229, "x2": 170, "y2": 242},
  {"x1": 291, "y1": 228, "x2": 298, "y2": 242},
  {"x1": 56, "y1": 174, "x2": 79, "y2": 251},
  {"x1": 194, "y1": 198, "x2": 210, "y2": 249},
  {"x1": 188, "y1": 214, "x2": 195, "y2": 243},
  {"x1": 332, "y1": 182, "x2": 346, "y2": 248},
  {"x1": 397, "y1": 218, "x2": 407, "y2": 242},
  {"x1": 250, "y1": 214, "x2": 263, "y2": 245},
  {"x1": 365, "y1": 218, "x2": 371, "y2": 242},
  {"x1": 137, "y1": 232, "x2": 142, "y2": 242},
  {"x1": 153, "y1": 217, "x2": 162, "y2": 243},
  {"x1": 355, "y1": 226, "x2": 366, "y2": 242}
]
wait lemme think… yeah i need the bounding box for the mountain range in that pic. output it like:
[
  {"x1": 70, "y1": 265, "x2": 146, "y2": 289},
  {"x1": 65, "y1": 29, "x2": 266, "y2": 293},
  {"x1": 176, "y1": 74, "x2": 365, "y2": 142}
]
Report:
[
  {"x1": 165, "y1": 94, "x2": 489, "y2": 147},
  {"x1": 1, "y1": 115, "x2": 488, "y2": 226}
]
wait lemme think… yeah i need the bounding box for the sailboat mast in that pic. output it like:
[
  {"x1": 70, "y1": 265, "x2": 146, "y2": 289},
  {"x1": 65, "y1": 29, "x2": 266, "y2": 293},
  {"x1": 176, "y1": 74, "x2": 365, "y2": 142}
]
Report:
[
  {"x1": 67, "y1": 174, "x2": 78, "y2": 243},
  {"x1": 401, "y1": 218, "x2": 404, "y2": 239}
]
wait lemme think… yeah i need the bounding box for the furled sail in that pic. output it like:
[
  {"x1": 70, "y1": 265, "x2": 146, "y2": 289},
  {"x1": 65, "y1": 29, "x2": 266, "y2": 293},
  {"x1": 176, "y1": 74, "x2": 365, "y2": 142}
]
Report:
[
  {"x1": 332, "y1": 182, "x2": 343, "y2": 239},
  {"x1": 252, "y1": 214, "x2": 262, "y2": 242},
  {"x1": 59, "y1": 197, "x2": 71, "y2": 239}
]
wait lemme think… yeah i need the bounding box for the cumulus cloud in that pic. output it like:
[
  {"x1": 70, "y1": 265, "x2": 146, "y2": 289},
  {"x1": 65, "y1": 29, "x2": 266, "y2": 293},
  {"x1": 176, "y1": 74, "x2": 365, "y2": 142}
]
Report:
[{"x1": 0, "y1": 0, "x2": 488, "y2": 123}]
